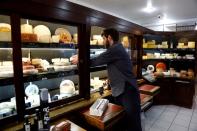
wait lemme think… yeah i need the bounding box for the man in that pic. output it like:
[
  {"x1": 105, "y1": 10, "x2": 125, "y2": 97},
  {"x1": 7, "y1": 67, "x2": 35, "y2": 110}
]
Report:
[{"x1": 71, "y1": 28, "x2": 142, "y2": 131}]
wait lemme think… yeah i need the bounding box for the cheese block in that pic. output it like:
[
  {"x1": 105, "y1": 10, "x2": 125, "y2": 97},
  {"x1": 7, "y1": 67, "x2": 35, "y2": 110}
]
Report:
[
  {"x1": 21, "y1": 33, "x2": 37, "y2": 42},
  {"x1": 0, "y1": 32, "x2": 11, "y2": 42},
  {"x1": 23, "y1": 69, "x2": 38, "y2": 75},
  {"x1": 52, "y1": 58, "x2": 60, "y2": 63},
  {"x1": 0, "y1": 71, "x2": 14, "y2": 77},
  {"x1": 61, "y1": 58, "x2": 69, "y2": 63},
  {"x1": 0, "y1": 66, "x2": 13, "y2": 71},
  {"x1": 0, "y1": 23, "x2": 11, "y2": 42},
  {"x1": 2, "y1": 61, "x2": 12, "y2": 66},
  {"x1": 21, "y1": 24, "x2": 33, "y2": 34},
  {"x1": 90, "y1": 39, "x2": 97, "y2": 45},
  {"x1": 52, "y1": 35, "x2": 60, "y2": 43},
  {"x1": 93, "y1": 35, "x2": 103, "y2": 45},
  {"x1": 73, "y1": 33, "x2": 78, "y2": 44},
  {"x1": 32, "y1": 59, "x2": 42, "y2": 65},
  {"x1": 23, "y1": 65, "x2": 35, "y2": 70},
  {"x1": 122, "y1": 36, "x2": 129, "y2": 48},
  {"x1": 188, "y1": 41, "x2": 195, "y2": 48}
]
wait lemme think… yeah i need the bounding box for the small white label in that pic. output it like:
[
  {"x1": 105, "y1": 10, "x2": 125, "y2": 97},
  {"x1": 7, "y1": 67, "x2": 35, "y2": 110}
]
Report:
[
  {"x1": 25, "y1": 125, "x2": 31, "y2": 131},
  {"x1": 38, "y1": 120, "x2": 43, "y2": 129}
]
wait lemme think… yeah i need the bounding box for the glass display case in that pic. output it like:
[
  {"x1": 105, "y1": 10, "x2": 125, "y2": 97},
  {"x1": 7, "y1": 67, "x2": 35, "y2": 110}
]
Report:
[
  {"x1": 0, "y1": 15, "x2": 17, "y2": 119},
  {"x1": 19, "y1": 18, "x2": 80, "y2": 110}
]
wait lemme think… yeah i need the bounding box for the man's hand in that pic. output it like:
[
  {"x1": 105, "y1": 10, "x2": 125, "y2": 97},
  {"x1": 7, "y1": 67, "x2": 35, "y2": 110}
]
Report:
[{"x1": 70, "y1": 55, "x2": 78, "y2": 65}]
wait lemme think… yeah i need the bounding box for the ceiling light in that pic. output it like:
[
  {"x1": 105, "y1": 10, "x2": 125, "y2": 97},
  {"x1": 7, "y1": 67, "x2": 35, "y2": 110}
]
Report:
[{"x1": 142, "y1": 0, "x2": 156, "y2": 13}]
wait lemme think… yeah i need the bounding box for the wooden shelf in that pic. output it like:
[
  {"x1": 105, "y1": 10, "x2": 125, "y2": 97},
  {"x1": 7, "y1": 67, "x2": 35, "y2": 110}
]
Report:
[
  {"x1": 0, "y1": 42, "x2": 12, "y2": 48},
  {"x1": 90, "y1": 65, "x2": 107, "y2": 72},
  {"x1": 0, "y1": 69, "x2": 78, "y2": 86},
  {"x1": 90, "y1": 45, "x2": 105, "y2": 49},
  {"x1": 143, "y1": 48, "x2": 195, "y2": 52},
  {"x1": 21, "y1": 42, "x2": 78, "y2": 49},
  {"x1": 142, "y1": 59, "x2": 195, "y2": 62}
]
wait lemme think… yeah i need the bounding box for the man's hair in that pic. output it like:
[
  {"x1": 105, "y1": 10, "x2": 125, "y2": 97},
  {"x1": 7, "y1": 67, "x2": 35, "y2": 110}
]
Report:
[{"x1": 101, "y1": 28, "x2": 119, "y2": 42}]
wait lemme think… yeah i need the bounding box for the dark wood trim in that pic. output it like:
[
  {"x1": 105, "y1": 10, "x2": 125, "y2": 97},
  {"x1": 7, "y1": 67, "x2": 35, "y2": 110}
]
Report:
[
  {"x1": 135, "y1": 35, "x2": 143, "y2": 78},
  {"x1": 11, "y1": 13, "x2": 25, "y2": 121}
]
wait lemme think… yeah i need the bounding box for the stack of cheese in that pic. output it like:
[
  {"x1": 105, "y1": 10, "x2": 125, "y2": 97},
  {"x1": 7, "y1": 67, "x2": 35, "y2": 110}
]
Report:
[
  {"x1": 143, "y1": 40, "x2": 156, "y2": 48},
  {"x1": 121, "y1": 36, "x2": 129, "y2": 48},
  {"x1": 0, "y1": 61, "x2": 13, "y2": 77},
  {"x1": 177, "y1": 43, "x2": 187, "y2": 48},
  {"x1": 52, "y1": 58, "x2": 71, "y2": 71},
  {"x1": 0, "y1": 23, "x2": 11, "y2": 42},
  {"x1": 90, "y1": 77, "x2": 105, "y2": 91},
  {"x1": 31, "y1": 58, "x2": 50, "y2": 72},
  {"x1": 188, "y1": 42, "x2": 195, "y2": 48}
]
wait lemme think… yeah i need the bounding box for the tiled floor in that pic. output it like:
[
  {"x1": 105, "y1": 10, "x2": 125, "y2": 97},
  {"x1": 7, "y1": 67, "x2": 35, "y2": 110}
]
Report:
[{"x1": 142, "y1": 78, "x2": 197, "y2": 131}]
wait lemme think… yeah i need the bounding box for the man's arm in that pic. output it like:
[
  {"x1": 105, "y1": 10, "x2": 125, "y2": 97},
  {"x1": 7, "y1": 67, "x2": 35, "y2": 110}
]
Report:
[{"x1": 90, "y1": 48, "x2": 120, "y2": 66}]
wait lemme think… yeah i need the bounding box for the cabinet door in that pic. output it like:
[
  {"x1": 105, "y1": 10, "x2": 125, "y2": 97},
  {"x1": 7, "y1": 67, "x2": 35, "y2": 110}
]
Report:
[
  {"x1": 20, "y1": 18, "x2": 81, "y2": 111},
  {"x1": 173, "y1": 80, "x2": 194, "y2": 108},
  {"x1": 153, "y1": 78, "x2": 172, "y2": 104},
  {"x1": 0, "y1": 14, "x2": 17, "y2": 120}
]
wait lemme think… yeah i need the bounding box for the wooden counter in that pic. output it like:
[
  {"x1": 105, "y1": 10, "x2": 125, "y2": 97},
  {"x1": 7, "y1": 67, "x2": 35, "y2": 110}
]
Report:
[
  {"x1": 81, "y1": 103, "x2": 125, "y2": 131},
  {"x1": 151, "y1": 77, "x2": 195, "y2": 108},
  {"x1": 2, "y1": 90, "x2": 112, "y2": 131}
]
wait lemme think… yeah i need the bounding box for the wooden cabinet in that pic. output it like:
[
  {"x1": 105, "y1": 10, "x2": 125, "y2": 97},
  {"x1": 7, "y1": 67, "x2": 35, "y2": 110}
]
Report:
[
  {"x1": 173, "y1": 79, "x2": 195, "y2": 108},
  {"x1": 152, "y1": 77, "x2": 195, "y2": 108},
  {"x1": 152, "y1": 78, "x2": 172, "y2": 105}
]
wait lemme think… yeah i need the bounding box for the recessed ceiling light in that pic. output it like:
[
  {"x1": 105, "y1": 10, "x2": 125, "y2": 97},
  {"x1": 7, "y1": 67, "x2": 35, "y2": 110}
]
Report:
[{"x1": 142, "y1": 0, "x2": 156, "y2": 13}]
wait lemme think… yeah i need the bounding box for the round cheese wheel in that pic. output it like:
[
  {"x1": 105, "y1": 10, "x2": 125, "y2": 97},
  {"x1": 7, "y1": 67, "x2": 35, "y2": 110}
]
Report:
[
  {"x1": 33, "y1": 25, "x2": 51, "y2": 39},
  {"x1": 156, "y1": 62, "x2": 166, "y2": 71},
  {"x1": 60, "y1": 80, "x2": 75, "y2": 95},
  {"x1": 0, "y1": 23, "x2": 11, "y2": 32}
]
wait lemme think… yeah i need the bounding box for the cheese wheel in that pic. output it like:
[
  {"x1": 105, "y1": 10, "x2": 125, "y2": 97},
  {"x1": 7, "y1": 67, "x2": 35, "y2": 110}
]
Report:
[
  {"x1": 55, "y1": 28, "x2": 71, "y2": 43},
  {"x1": 0, "y1": 23, "x2": 11, "y2": 32},
  {"x1": 156, "y1": 62, "x2": 166, "y2": 71},
  {"x1": 33, "y1": 25, "x2": 51, "y2": 37}
]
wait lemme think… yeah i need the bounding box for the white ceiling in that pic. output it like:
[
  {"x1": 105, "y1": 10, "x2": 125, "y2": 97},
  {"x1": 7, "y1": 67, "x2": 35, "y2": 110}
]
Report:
[{"x1": 66, "y1": 0, "x2": 197, "y2": 28}]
